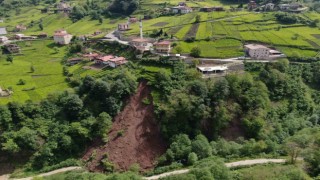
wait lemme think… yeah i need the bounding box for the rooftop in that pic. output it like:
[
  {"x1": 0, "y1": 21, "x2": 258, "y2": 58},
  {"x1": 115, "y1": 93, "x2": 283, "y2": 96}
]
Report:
[
  {"x1": 197, "y1": 66, "x2": 228, "y2": 72},
  {"x1": 244, "y1": 44, "x2": 269, "y2": 49},
  {"x1": 155, "y1": 41, "x2": 171, "y2": 45},
  {"x1": 131, "y1": 38, "x2": 150, "y2": 42}
]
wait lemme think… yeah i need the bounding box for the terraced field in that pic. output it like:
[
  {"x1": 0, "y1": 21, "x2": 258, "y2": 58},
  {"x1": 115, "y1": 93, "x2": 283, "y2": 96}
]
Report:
[{"x1": 0, "y1": 40, "x2": 70, "y2": 104}]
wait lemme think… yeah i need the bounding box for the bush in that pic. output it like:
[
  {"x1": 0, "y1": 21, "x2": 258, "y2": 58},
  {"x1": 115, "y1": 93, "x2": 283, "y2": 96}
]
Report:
[
  {"x1": 184, "y1": 37, "x2": 196, "y2": 43},
  {"x1": 188, "y1": 152, "x2": 198, "y2": 165},
  {"x1": 17, "y1": 79, "x2": 26, "y2": 85},
  {"x1": 190, "y1": 47, "x2": 201, "y2": 57}
]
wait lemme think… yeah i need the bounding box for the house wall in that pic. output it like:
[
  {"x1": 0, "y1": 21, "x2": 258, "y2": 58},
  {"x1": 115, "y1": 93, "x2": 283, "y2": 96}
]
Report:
[
  {"x1": 246, "y1": 48, "x2": 270, "y2": 58},
  {"x1": 54, "y1": 34, "x2": 72, "y2": 45}
]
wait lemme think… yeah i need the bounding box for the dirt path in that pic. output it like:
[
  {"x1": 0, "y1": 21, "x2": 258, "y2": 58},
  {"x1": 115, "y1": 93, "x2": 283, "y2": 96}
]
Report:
[
  {"x1": 83, "y1": 81, "x2": 166, "y2": 172},
  {"x1": 4, "y1": 158, "x2": 287, "y2": 180},
  {"x1": 1, "y1": 167, "x2": 82, "y2": 180},
  {"x1": 144, "y1": 159, "x2": 286, "y2": 180}
]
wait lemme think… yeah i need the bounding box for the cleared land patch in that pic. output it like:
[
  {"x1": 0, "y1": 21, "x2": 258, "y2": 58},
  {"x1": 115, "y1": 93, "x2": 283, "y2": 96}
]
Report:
[{"x1": 151, "y1": 22, "x2": 169, "y2": 27}]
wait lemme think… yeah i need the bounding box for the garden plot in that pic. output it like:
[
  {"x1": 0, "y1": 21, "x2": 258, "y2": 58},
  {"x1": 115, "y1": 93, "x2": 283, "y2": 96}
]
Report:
[
  {"x1": 184, "y1": 23, "x2": 200, "y2": 39},
  {"x1": 151, "y1": 22, "x2": 169, "y2": 27}
]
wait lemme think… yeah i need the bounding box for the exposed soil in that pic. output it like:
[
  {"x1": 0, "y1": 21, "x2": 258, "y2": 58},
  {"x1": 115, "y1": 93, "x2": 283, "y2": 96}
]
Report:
[
  {"x1": 221, "y1": 118, "x2": 245, "y2": 141},
  {"x1": 151, "y1": 22, "x2": 169, "y2": 27},
  {"x1": 184, "y1": 23, "x2": 200, "y2": 39},
  {"x1": 83, "y1": 81, "x2": 166, "y2": 172},
  {"x1": 312, "y1": 34, "x2": 320, "y2": 39}
]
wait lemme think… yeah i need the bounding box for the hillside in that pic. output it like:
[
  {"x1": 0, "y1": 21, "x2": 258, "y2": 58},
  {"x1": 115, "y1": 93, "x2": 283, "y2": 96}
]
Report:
[{"x1": 1, "y1": 0, "x2": 320, "y2": 179}]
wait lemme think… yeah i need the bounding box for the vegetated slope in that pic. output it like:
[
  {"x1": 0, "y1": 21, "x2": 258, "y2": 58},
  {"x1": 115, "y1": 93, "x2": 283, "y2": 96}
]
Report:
[{"x1": 83, "y1": 81, "x2": 166, "y2": 172}]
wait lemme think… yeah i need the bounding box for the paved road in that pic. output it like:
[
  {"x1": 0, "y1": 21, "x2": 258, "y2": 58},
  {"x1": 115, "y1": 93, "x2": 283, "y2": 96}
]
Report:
[{"x1": 144, "y1": 158, "x2": 286, "y2": 180}]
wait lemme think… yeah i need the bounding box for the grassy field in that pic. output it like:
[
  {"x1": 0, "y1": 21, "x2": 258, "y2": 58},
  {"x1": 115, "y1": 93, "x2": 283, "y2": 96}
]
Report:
[
  {"x1": 174, "y1": 39, "x2": 244, "y2": 58},
  {"x1": 0, "y1": 40, "x2": 70, "y2": 104},
  {"x1": 232, "y1": 163, "x2": 311, "y2": 180}
]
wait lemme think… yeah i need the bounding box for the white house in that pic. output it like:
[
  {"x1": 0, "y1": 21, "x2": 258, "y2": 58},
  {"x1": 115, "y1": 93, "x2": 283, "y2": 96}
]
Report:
[
  {"x1": 171, "y1": 6, "x2": 193, "y2": 14},
  {"x1": 197, "y1": 65, "x2": 228, "y2": 75},
  {"x1": 265, "y1": 3, "x2": 275, "y2": 10},
  {"x1": 53, "y1": 30, "x2": 73, "y2": 45},
  {"x1": 0, "y1": 36, "x2": 8, "y2": 43},
  {"x1": 244, "y1": 44, "x2": 270, "y2": 59},
  {"x1": 0, "y1": 27, "x2": 7, "y2": 35}
]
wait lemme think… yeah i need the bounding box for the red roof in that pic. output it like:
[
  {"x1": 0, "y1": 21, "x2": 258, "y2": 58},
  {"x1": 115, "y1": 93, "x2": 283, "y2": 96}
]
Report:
[
  {"x1": 110, "y1": 57, "x2": 126, "y2": 62},
  {"x1": 97, "y1": 55, "x2": 114, "y2": 62},
  {"x1": 54, "y1": 32, "x2": 69, "y2": 37},
  {"x1": 131, "y1": 38, "x2": 149, "y2": 42},
  {"x1": 83, "y1": 53, "x2": 100, "y2": 58}
]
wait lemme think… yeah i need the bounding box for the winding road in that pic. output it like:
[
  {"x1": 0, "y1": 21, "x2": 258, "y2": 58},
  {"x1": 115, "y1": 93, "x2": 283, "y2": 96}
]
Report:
[{"x1": 2, "y1": 158, "x2": 286, "y2": 180}]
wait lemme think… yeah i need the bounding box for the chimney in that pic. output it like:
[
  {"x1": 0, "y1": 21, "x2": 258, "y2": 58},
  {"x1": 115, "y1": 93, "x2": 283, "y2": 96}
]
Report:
[{"x1": 139, "y1": 18, "x2": 143, "y2": 39}]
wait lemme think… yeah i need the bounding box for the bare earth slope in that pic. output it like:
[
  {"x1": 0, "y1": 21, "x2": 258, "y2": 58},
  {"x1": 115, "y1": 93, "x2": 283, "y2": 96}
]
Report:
[{"x1": 83, "y1": 81, "x2": 166, "y2": 172}]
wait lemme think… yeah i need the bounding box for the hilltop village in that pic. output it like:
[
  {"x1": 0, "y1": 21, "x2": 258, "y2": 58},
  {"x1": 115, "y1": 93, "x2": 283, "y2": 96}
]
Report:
[{"x1": 1, "y1": 0, "x2": 320, "y2": 179}]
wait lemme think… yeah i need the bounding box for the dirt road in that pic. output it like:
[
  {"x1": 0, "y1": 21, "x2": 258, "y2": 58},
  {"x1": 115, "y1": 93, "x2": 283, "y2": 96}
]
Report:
[
  {"x1": 4, "y1": 158, "x2": 286, "y2": 180},
  {"x1": 144, "y1": 158, "x2": 286, "y2": 180}
]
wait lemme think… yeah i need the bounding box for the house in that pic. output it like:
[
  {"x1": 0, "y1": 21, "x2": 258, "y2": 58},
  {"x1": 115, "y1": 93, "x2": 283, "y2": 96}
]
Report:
[
  {"x1": 213, "y1": 6, "x2": 224, "y2": 11},
  {"x1": 94, "y1": 30, "x2": 102, "y2": 36},
  {"x1": 244, "y1": 44, "x2": 270, "y2": 59},
  {"x1": 197, "y1": 65, "x2": 228, "y2": 75},
  {"x1": 15, "y1": 24, "x2": 27, "y2": 32},
  {"x1": 37, "y1": 32, "x2": 48, "y2": 38},
  {"x1": 129, "y1": 17, "x2": 138, "y2": 23},
  {"x1": 56, "y1": 2, "x2": 72, "y2": 13},
  {"x1": 278, "y1": 3, "x2": 306, "y2": 12},
  {"x1": 118, "y1": 23, "x2": 129, "y2": 31},
  {"x1": 0, "y1": 27, "x2": 7, "y2": 35},
  {"x1": 154, "y1": 41, "x2": 171, "y2": 53},
  {"x1": 94, "y1": 55, "x2": 128, "y2": 68},
  {"x1": 94, "y1": 55, "x2": 114, "y2": 64},
  {"x1": 248, "y1": 1, "x2": 257, "y2": 10},
  {"x1": 200, "y1": 7, "x2": 214, "y2": 12},
  {"x1": 4, "y1": 44, "x2": 20, "y2": 53},
  {"x1": 245, "y1": 44, "x2": 286, "y2": 59},
  {"x1": 108, "y1": 57, "x2": 128, "y2": 68},
  {"x1": 15, "y1": 34, "x2": 36, "y2": 40},
  {"x1": 178, "y1": 2, "x2": 187, "y2": 6},
  {"x1": 130, "y1": 38, "x2": 152, "y2": 52},
  {"x1": 67, "y1": 58, "x2": 83, "y2": 65},
  {"x1": 83, "y1": 53, "x2": 100, "y2": 60},
  {"x1": 265, "y1": 3, "x2": 275, "y2": 10},
  {"x1": 171, "y1": 6, "x2": 193, "y2": 14},
  {"x1": 0, "y1": 36, "x2": 8, "y2": 43},
  {"x1": 53, "y1": 29, "x2": 73, "y2": 45}
]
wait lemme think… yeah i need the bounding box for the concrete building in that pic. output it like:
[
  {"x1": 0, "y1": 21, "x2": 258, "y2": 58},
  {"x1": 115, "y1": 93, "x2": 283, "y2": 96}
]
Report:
[
  {"x1": 53, "y1": 30, "x2": 73, "y2": 45},
  {"x1": 0, "y1": 27, "x2": 7, "y2": 35},
  {"x1": 0, "y1": 36, "x2": 8, "y2": 43},
  {"x1": 118, "y1": 23, "x2": 129, "y2": 31},
  {"x1": 171, "y1": 6, "x2": 193, "y2": 14},
  {"x1": 15, "y1": 24, "x2": 27, "y2": 32},
  {"x1": 4, "y1": 44, "x2": 21, "y2": 53},
  {"x1": 56, "y1": 2, "x2": 72, "y2": 13},
  {"x1": 263, "y1": 3, "x2": 275, "y2": 10},
  {"x1": 248, "y1": 1, "x2": 257, "y2": 10},
  {"x1": 154, "y1": 41, "x2": 171, "y2": 53},
  {"x1": 130, "y1": 38, "x2": 152, "y2": 52},
  {"x1": 197, "y1": 65, "x2": 228, "y2": 75},
  {"x1": 244, "y1": 44, "x2": 270, "y2": 59},
  {"x1": 244, "y1": 44, "x2": 286, "y2": 59}
]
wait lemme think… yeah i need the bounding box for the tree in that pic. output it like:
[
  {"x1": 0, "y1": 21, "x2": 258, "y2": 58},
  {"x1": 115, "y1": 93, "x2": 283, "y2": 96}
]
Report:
[
  {"x1": 30, "y1": 65, "x2": 35, "y2": 73},
  {"x1": 190, "y1": 47, "x2": 201, "y2": 57},
  {"x1": 96, "y1": 112, "x2": 112, "y2": 138},
  {"x1": 191, "y1": 135, "x2": 212, "y2": 159},
  {"x1": 39, "y1": 23, "x2": 43, "y2": 30},
  {"x1": 175, "y1": 46, "x2": 183, "y2": 54},
  {"x1": 285, "y1": 134, "x2": 311, "y2": 164},
  {"x1": 195, "y1": 15, "x2": 201, "y2": 23},
  {"x1": 188, "y1": 152, "x2": 198, "y2": 165},
  {"x1": 59, "y1": 94, "x2": 84, "y2": 119},
  {"x1": 6, "y1": 55, "x2": 13, "y2": 63}
]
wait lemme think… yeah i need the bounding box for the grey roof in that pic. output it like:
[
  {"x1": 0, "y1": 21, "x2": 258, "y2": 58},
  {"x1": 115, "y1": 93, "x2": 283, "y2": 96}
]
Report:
[{"x1": 0, "y1": 27, "x2": 7, "y2": 35}]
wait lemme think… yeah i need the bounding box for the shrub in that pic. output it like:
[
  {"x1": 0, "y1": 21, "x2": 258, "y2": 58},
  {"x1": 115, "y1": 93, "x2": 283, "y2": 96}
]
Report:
[
  {"x1": 188, "y1": 152, "x2": 198, "y2": 165},
  {"x1": 17, "y1": 79, "x2": 26, "y2": 85}
]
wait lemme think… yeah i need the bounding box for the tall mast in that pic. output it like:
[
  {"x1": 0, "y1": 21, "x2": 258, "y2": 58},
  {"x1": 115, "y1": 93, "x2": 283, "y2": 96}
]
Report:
[{"x1": 139, "y1": 17, "x2": 143, "y2": 39}]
